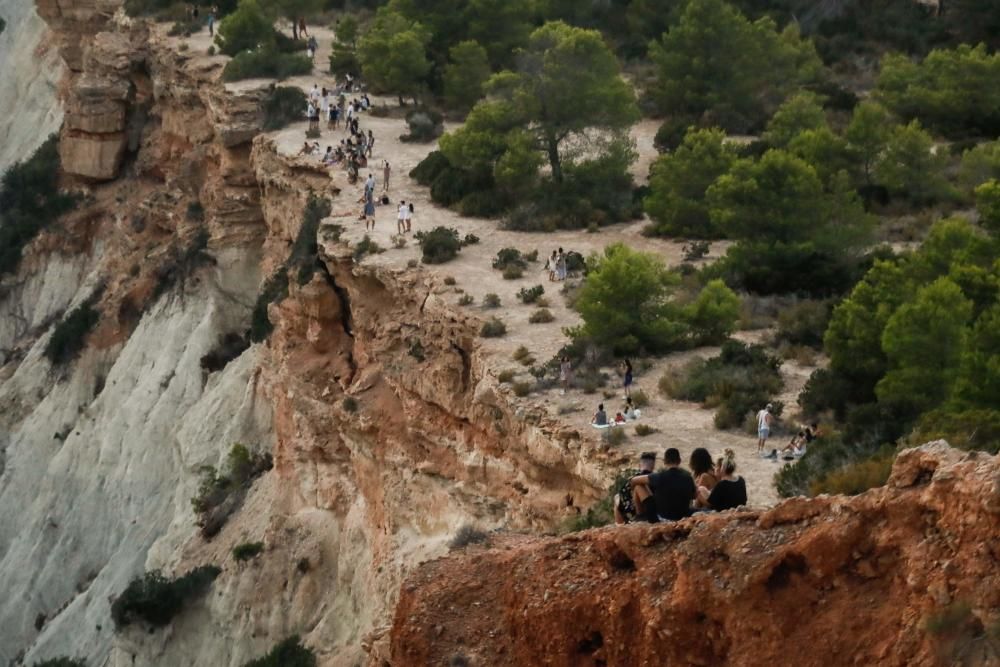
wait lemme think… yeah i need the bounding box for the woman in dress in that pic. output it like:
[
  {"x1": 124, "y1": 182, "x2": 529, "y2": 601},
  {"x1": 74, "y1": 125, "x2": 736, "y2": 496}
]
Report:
[{"x1": 621, "y1": 358, "x2": 633, "y2": 398}]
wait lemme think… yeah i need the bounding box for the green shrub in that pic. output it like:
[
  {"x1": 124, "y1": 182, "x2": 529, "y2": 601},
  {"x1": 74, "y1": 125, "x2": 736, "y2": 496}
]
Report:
[
  {"x1": 808, "y1": 453, "x2": 894, "y2": 496},
  {"x1": 458, "y1": 294, "x2": 474, "y2": 306},
  {"x1": 191, "y1": 444, "x2": 272, "y2": 537},
  {"x1": 512, "y1": 381, "x2": 532, "y2": 397},
  {"x1": 635, "y1": 424, "x2": 657, "y2": 436},
  {"x1": 497, "y1": 369, "x2": 516, "y2": 383},
  {"x1": 449, "y1": 525, "x2": 489, "y2": 550},
  {"x1": 111, "y1": 566, "x2": 221, "y2": 629},
  {"x1": 222, "y1": 48, "x2": 312, "y2": 82},
  {"x1": 353, "y1": 235, "x2": 382, "y2": 261},
  {"x1": 443, "y1": 276, "x2": 456, "y2": 285},
  {"x1": 342, "y1": 397, "x2": 358, "y2": 412},
  {"x1": 45, "y1": 297, "x2": 101, "y2": 366},
  {"x1": 250, "y1": 268, "x2": 289, "y2": 342},
  {"x1": 502, "y1": 265, "x2": 523, "y2": 280},
  {"x1": 262, "y1": 86, "x2": 308, "y2": 131},
  {"x1": 492, "y1": 248, "x2": 527, "y2": 271},
  {"x1": 512, "y1": 346, "x2": 530, "y2": 361},
  {"x1": 415, "y1": 226, "x2": 462, "y2": 264},
  {"x1": 402, "y1": 109, "x2": 444, "y2": 143},
  {"x1": 329, "y1": 43, "x2": 359, "y2": 77},
  {"x1": 462, "y1": 233, "x2": 480, "y2": 246},
  {"x1": 233, "y1": 541, "x2": 264, "y2": 561},
  {"x1": 517, "y1": 285, "x2": 544, "y2": 304},
  {"x1": 1, "y1": 135, "x2": 77, "y2": 276},
  {"x1": 480, "y1": 318, "x2": 507, "y2": 338},
  {"x1": 675, "y1": 341, "x2": 783, "y2": 430},
  {"x1": 214, "y1": 0, "x2": 272, "y2": 56},
  {"x1": 775, "y1": 299, "x2": 831, "y2": 348},
  {"x1": 684, "y1": 279, "x2": 741, "y2": 346},
  {"x1": 242, "y1": 636, "x2": 316, "y2": 667},
  {"x1": 562, "y1": 471, "x2": 633, "y2": 532},
  {"x1": 151, "y1": 228, "x2": 215, "y2": 299},
  {"x1": 483, "y1": 293, "x2": 501, "y2": 308},
  {"x1": 528, "y1": 308, "x2": 554, "y2": 324},
  {"x1": 410, "y1": 150, "x2": 451, "y2": 186}
]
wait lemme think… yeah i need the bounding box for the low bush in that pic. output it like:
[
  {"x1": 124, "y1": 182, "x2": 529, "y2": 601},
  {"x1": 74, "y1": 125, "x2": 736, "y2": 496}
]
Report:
[
  {"x1": 342, "y1": 397, "x2": 358, "y2": 412},
  {"x1": 200, "y1": 332, "x2": 251, "y2": 373},
  {"x1": 517, "y1": 285, "x2": 544, "y2": 304},
  {"x1": 233, "y1": 541, "x2": 264, "y2": 561},
  {"x1": 683, "y1": 240, "x2": 711, "y2": 262},
  {"x1": 606, "y1": 427, "x2": 627, "y2": 446},
  {"x1": 1, "y1": 135, "x2": 78, "y2": 276},
  {"x1": 512, "y1": 381, "x2": 533, "y2": 397},
  {"x1": 492, "y1": 248, "x2": 527, "y2": 271},
  {"x1": 480, "y1": 318, "x2": 507, "y2": 338},
  {"x1": 483, "y1": 293, "x2": 501, "y2": 308},
  {"x1": 497, "y1": 369, "x2": 516, "y2": 383},
  {"x1": 192, "y1": 444, "x2": 272, "y2": 538},
  {"x1": 502, "y1": 266, "x2": 523, "y2": 280},
  {"x1": 512, "y1": 346, "x2": 531, "y2": 361},
  {"x1": 111, "y1": 565, "x2": 221, "y2": 630},
  {"x1": 673, "y1": 341, "x2": 783, "y2": 430},
  {"x1": 353, "y1": 235, "x2": 382, "y2": 261},
  {"x1": 630, "y1": 389, "x2": 650, "y2": 408},
  {"x1": 458, "y1": 294, "x2": 474, "y2": 306},
  {"x1": 242, "y1": 636, "x2": 316, "y2": 667},
  {"x1": 152, "y1": 229, "x2": 215, "y2": 299},
  {"x1": 402, "y1": 109, "x2": 445, "y2": 143},
  {"x1": 45, "y1": 296, "x2": 101, "y2": 366},
  {"x1": 222, "y1": 48, "x2": 312, "y2": 82},
  {"x1": 775, "y1": 299, "x2": 831, "y2": 348},
  {"x1": 449, "y1": 525, "x2": 489, "y2": 550},
  {"x1": 250, "y1": 268, "x2": 289, "y2": 342},
  {"x1": 415, "y1": 226, "x2": 462, "y2": 264},
  {"x1": 528, "y1": 308, "x2": 554, "y2": 324},
  {"x1": 391, "y1": 234, "x2": 407, "y2": 249},
  {"x1": 262, "y1": 86, "x2": 308, "y2": 131},
  {"x1": 186, "y1": 201, "x2": 205, "y2": 221},
  {"x1": 635, "y1": 424, "x2": 657, "y2": 436},
  {"x1": 443, "y1": 276, "x2": 456, "y2": 285},
  {"x1": 462, "y1": 233, "x2": 480, "y2": 246},
  {"x1": 808, "y1": 453, "x2": 895, "y2": 496}
]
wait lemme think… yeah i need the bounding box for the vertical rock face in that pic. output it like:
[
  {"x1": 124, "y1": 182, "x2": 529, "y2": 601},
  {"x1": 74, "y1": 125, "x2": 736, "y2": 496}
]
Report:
[{"x1": 0, "y1": 0, "x2": 64, "y2": 172}]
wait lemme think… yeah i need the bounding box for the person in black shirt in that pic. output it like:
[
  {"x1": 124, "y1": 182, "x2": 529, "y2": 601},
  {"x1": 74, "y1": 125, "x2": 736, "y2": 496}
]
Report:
[
  {"x1": 630, "y1": 448, "x2": 695, "y2": 521},
  {"x1": 701, "y1": 448, "x2": 747, "y2": 511}
]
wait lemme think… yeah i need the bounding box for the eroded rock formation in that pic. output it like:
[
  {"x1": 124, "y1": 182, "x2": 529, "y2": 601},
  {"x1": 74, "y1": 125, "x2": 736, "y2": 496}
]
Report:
[{"x1": 390, "y1": 442, "x2": 1000, "y2": 667}]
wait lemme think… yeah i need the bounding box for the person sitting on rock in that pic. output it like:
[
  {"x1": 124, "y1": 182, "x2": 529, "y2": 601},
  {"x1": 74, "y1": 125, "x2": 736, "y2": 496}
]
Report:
[
  {"x1": 630, "y1": 448, "x2": 695, "y2": 522},
  {"x1": 690, "y1": 447, "x2": 718, "y2": 509},
  {"x1": 699, "y1": 449, "x2": 747, "y2": 511},
  {"x1": 614, "y1": 452, "x2": 657, "y2": 524},
  {"x1": 591, "y1": 403, "x2": 608, "y2": 426},
  {"x1": 614, "y1": 411, "x2": 627, "y2": 424},
  {"x1": 623, "y1": 397, "x2": 640, "y2": 420},
  {"x1": 781, "y1": 432, "x2": 807, "y2": 460}
]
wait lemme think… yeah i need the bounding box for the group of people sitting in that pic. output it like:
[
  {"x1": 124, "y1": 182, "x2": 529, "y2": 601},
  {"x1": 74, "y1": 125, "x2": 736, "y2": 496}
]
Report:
[
  {"x1": 614, "y1": 447, "x2": 747, "y2": 524},
  {"x1": 764, "y1": 422, "x2": 821, "y2": 461},
  {"x1": 591, "y1": 397, "x2": 641, "y2": 427}
]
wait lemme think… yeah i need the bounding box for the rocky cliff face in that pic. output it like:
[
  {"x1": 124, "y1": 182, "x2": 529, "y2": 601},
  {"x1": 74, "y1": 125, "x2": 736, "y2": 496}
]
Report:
[
  {"x1": 0, "y1": 0, "x2": 64, "y2": 171},
  {"x1": 390, "y1": 442, "x2": 1000, "y2": 667},
  {"x1": 0, "y1": 12, "x2": 604, "y2": 666}
]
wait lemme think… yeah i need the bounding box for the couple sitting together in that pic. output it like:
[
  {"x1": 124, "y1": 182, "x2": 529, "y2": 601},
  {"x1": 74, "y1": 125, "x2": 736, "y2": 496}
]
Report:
[
  {"x1": 591, "y1": 397, "x2": 641, "y2": 427},
  {"x1": 614, "y1": 447, "x2": 746, "y2": 524}
]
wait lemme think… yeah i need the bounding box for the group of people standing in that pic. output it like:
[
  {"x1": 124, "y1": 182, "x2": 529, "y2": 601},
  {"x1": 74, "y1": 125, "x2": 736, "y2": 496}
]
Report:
[
  {"x1": 615, "y1": 447, "x2": 747, "y2": 524},
  {"x1": 545, "y1": 248, "x2": 570, "y2": 281}
]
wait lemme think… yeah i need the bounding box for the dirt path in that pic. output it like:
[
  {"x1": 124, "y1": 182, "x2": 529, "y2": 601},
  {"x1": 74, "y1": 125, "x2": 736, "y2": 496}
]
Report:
[{"x1": 176, "y1": 31, "x2": 815, "y2": 507}]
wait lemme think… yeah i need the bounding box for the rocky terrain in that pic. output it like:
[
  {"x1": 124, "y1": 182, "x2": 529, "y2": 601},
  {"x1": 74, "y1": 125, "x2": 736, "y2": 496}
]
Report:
[
  {"x1": 391, "y1": 442, "x2": 1000, "y2": 667},
  {"x1": 2, "y1": 2, "x2": 994, "y2": 666}
]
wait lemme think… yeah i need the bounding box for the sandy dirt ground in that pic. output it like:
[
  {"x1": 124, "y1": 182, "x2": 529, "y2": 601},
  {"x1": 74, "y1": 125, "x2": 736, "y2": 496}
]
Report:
[{"x1": 177, "y1": 24, "x2": 818, "y2": 506}]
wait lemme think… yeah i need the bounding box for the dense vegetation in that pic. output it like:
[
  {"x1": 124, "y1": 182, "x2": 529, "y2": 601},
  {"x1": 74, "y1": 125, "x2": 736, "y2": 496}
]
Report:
[
  {"x1": 111, "y1": 566, "x2": 221, "y2": 629},
  {"x1": 1, "y1": 135, "x2": 77, "y2": 276},
  {"x1": 44, "y1": 295, "x2": 102, "y2": 366},
  {"x1": 242, "y1": 636, "x2": 316, "y2": 667}
]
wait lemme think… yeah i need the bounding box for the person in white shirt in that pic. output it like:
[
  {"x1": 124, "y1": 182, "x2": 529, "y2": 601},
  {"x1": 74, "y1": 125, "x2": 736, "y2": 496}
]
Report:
[
  {"x1": 397, "y1": 200, "x2": 407, "y2": 235},
  {"x1": 756, "y1": 403, "x2": 773, "y2": 456},
  {"x1": 405, "y1": 202, "x2": 413, "y2": 232},
  {"x1": 309, "y1": 84, "x2": 320, "y2": 104}
]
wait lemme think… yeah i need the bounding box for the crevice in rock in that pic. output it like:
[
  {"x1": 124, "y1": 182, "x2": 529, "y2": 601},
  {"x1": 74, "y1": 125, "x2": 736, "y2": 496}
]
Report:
[
  {"x1": 317, "y1": 261, "x2": 357, "y2": 382},
  {"x1": 450, "y1": 342, "x2": 471, "y2": 392}
]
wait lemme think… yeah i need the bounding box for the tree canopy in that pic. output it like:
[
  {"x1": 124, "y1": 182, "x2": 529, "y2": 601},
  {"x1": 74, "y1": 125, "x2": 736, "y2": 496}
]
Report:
[{"x1": 357, "y1": 7, "x2": 432, "y2": 102}]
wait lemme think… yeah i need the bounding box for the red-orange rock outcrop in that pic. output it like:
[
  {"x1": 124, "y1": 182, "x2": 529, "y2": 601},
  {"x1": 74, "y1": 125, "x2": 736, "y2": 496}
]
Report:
[{"x1": 389, "y1": 442, "x2": 1000, "y2": 667}]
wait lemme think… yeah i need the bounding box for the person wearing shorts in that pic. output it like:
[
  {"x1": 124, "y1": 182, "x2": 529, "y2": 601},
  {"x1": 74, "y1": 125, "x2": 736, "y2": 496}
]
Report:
[{"x1": 757, "y1": 403, "x2": 773, "y2": 455}]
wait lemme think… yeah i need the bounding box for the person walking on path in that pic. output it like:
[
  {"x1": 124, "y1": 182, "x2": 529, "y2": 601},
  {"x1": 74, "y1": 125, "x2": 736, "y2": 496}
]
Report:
[
  {"x1": 382, "y1": 161, "x2": 391, "y2": 192},
  {"x1": 363, "y1": 188, "x2": 376, "y2": 231},
  {"x1": 559, "y1": 356, "x2": 572, "y2": 395},
  {"x1": 397, "y1": 200, "x2": 407, "y2": 235},
  {"x1": 367, "y1": 130, "x2": 375, "y2": 158},
  {"x1": 207, "y1": 9, "x2": 215, "y2": 36},
  {"x1": 757, "y1": 403, "x2": 774, "y2": 456},
  {"x1": 299, "y1": 17, "x2": 308, "y2": 38},
  {"x1": 405, "y1": 202, "x2": 414, "y2": 233}
]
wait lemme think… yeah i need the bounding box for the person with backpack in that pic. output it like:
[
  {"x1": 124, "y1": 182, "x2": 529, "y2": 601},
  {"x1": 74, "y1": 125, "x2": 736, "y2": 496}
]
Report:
[{"x1": 614, "y1": 452, "x2": 658, "y2": 524}]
